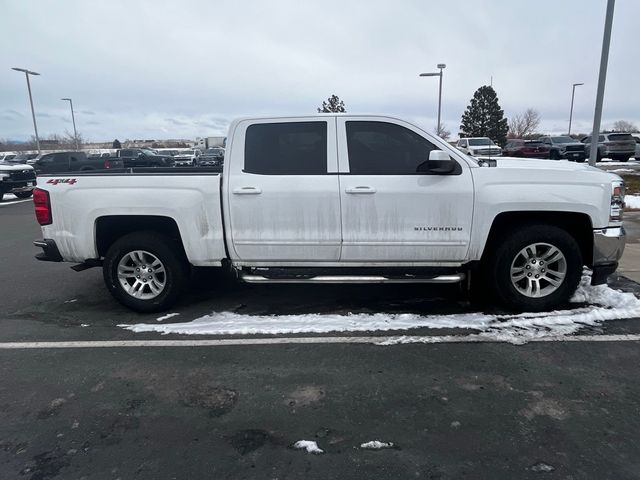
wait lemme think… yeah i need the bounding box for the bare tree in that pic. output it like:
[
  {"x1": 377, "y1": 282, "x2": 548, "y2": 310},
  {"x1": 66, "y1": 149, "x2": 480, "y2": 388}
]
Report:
[
  {"x1": 611, "y1": 120, "x2": 638, "y2": 133},
  {"x1": 508, "y1": 108, "x2": 541, "y2": 139},
  {"x1": 63, "y1": 129, "x2": 84, "y2": 147},
  {"x1": 435, "y1": 123, "x2": 451, "y2": 141}
]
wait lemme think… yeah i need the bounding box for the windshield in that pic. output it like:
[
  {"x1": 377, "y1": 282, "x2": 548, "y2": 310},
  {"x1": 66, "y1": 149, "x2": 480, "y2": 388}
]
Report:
[
  {"x1": 550, "y1": 136, "x2": 575, "y2": 144},
  {"x1": 609, "y1": 133, "x2": 633, "y2": 141},
  {"x1": 468, "y1": 138, "x2": 493, "y2": 146}
]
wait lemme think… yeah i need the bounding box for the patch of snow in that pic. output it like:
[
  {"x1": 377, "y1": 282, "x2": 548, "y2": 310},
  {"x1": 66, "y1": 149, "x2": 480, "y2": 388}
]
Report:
[
  {"x1": 292, "y1": 440, "x2": 324, "y2": 454},
  {"x1": 597, "y1": 160, "x2": 639, "y2": 166},
  {"x1": 156, "y1": 312, "x2": 180, "y2": 322},
  {"x1": 80, "y1": 324, "x2": 89, "y2": 327},
  {"x1": 450, "y1": 421, "x2": 461, "y2": 429},
  {"x1": 64, "y1": 299, "x2": 78, "y2": 304},
  {"x1": 625, "y1": 195, "x2": 640, "y2": 209},
  {"x1": 530, "y1": 462, "x2": 555, "y2": 472},
  {"x1": 118, "y1": 273, "x2": 640, "y2": 345},
  {"x1": 360, "y1": 440, "x2": 394, "y2": 449},
  {"x1": 609, "y1": 168, "x2": 634, "y2": 173}
]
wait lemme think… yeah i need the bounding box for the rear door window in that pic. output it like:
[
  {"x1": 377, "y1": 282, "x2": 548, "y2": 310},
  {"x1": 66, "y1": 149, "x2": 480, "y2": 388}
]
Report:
[{"x1": 244, "y1": 122, "x2": 327, "y2": 175}]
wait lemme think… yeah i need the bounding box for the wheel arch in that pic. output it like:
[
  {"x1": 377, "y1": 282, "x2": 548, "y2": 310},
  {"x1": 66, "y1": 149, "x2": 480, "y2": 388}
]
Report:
[
  {"x1": 95, "y1": 215, "x2": 187, "y2": 261},
  {"x1": 481, "y1": 211, "x2": 593, "y2": 267}
]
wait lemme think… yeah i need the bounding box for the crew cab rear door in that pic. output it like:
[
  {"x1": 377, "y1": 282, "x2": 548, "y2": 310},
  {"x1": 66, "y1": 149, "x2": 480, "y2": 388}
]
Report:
[
  {"x1": 336, "y1": 117, "x2": 473, "y2": 262},
  {"x1": 226, "y1": 118, "x2": 341, "y2": 262}
]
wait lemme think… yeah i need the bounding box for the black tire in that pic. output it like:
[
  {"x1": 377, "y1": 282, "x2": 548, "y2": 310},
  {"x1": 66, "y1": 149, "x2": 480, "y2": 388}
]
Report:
[
  {"x1": 14, "y1": 191, "x2": 33, "y2": 199},
  {"x1": 0, "y1": 192, "x2": 4, "y2": 202},
  {"x1": 549, "y1": 150, "x2": 559, "y2": 160},
  {"x1": 489, "y1": 224, "x2": 582, "y2": 312},
  {"x1": 103, "y1": 231, "x2": 189, "y2": 312}
]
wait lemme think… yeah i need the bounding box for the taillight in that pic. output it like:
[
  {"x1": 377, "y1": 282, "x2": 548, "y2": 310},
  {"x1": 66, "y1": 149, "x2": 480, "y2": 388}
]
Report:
[
  {"x1": 104, "y1": 159, "x2": 111, "y2": 169},
  {"x1": 33, "y1": 188, "x2": 52, "y2": 225}
]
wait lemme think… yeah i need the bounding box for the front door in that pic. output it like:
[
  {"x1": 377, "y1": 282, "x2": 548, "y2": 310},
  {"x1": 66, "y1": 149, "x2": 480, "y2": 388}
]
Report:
[
  {"x1": 337, "y1": 118, "x2": 474, "y2": 263},
  {"x1": 227, "y1": 118, "x2": 342, "y2": 262}
]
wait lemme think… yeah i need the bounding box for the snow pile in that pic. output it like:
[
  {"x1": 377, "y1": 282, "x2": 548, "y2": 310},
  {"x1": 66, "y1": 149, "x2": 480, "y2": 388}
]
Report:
[
  {"x1": 292, "y1": 440, "x2": 324, "y2": 454},
  {"x1": 119, "y1": 273, "x2": 640, "y2": 345},
  {"x1": 156, "y1": 312, "x2": 180, "y2": 322},
  {"x1": 625, "y1": 195, "x2": 640, "y2": 209},
  {"x1": 360, "y1": 440, "x2": 394, "y2": 449}
]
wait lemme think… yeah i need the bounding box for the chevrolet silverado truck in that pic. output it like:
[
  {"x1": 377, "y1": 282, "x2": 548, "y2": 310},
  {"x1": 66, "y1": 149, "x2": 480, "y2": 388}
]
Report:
[{"x1": 32, "y1": 115, "x2": 626, "y2": 313}]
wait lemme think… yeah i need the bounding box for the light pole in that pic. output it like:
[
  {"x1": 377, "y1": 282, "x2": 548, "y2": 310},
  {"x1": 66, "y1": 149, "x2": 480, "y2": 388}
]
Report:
[
  {"x1": 61, "y1": 98, "x2": 79, "y2": 151},
  {"x1": 11, "y1": 67, "x2": 41, "y2": 153},
  {"x1": 589, "y1": 0, "x2": 615, "y2": 167},
  {"x1": 419, "y1": 63, "x2": 446, "y2": 135},
  {"x1": 568, "y1": 82, "x2": 583, "y2": 136}
]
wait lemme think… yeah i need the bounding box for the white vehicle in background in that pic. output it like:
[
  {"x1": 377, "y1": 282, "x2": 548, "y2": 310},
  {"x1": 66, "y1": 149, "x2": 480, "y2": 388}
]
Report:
[
  {"x1": 0, "y1": 152, "x2": 18, "y2": 162},
  {"x1": 33, "y1": 115, "x2": 625, "y2": 314},
  {"x1": 456, "y1": 137, "x2": 502, "y2": 157},
  {"x1": 173, "y1": 149, "x2": 199, "y2": 167}
]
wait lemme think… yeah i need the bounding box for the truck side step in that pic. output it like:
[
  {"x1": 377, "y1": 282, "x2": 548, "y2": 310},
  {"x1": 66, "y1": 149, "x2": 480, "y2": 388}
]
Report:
[{"x1": 239, "y1": 273, "x2": 466, "y2": 284}]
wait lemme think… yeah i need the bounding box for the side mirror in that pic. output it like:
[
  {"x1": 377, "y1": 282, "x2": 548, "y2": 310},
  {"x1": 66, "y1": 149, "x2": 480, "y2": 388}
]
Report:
[
  {"x1": 137, "y1": 152, "x2": 144, "y2": 158},
  {"x1": 417, "y1": 150, "x2": 457, "y2": 174}
]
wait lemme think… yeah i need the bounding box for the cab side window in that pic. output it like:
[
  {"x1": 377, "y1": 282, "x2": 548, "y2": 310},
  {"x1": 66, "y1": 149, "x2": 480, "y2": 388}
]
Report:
[
  {"x1": 345, "y1": 121, "x2": 438, "y2": 175},
  {"x1": 244, "y1": 122, "x2": 327, "y2": 175}
]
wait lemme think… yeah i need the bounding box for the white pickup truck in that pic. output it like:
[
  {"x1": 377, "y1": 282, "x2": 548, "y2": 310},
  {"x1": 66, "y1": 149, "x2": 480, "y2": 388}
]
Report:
[{"x1": 32, "y1": 115, "x2": 626, "y2": 313}]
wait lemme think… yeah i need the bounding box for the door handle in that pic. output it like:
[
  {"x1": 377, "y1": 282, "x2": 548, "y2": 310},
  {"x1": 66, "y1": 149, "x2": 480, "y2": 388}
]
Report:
[
  {"x1": 345, "y1": 186, "x2": 376, "y2": 194},
  {"x1": 232, "y1": 186, "x2": 262, "y2": 195}
]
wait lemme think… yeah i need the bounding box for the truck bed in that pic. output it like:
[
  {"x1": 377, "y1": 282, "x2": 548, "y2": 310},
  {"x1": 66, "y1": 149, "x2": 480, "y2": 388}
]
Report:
[{"x1": 38, "y1": 169, "x2": 226, "y2": 266}]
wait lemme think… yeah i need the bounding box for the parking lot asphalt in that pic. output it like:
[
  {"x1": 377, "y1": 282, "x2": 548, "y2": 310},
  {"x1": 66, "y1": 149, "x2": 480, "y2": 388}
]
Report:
[{"x1": 2, "y1": 200, "x2": 640, "y2": 479}]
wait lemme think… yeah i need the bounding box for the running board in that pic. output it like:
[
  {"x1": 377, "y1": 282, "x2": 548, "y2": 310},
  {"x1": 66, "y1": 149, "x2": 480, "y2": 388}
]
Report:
[{"x1": 239, "y1": 273, "x2": 466, "y2": 284}]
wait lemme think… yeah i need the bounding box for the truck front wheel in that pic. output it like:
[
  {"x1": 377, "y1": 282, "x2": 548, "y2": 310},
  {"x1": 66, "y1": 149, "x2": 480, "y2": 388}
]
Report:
[
  {"x1": 490, "y1": 225, "x2": 582, "y2": 311},
  {"x1": 103, "y1": 232, "x2": 188, "y2": 312}
]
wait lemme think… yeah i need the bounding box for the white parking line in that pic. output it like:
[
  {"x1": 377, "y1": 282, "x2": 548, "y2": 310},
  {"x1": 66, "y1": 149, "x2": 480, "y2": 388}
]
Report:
[
  {"x1": 0, "y1": 333, "x2": 639, "y2": 349},
  {"x1": 0, "y1": 199, "x2": 32, "y2": 206}
]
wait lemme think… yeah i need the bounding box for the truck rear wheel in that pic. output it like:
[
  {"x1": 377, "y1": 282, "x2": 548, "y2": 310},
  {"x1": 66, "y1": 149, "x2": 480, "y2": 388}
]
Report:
[
  {"x1": 489, "y1": 225, "x2": 582, "y2": 312},
  {"x1": 103, "y1": 231, "x2": 188, "y2": 312},
  {"x1": 14, "y1": 191, "x2": 33, "y2": 199}
]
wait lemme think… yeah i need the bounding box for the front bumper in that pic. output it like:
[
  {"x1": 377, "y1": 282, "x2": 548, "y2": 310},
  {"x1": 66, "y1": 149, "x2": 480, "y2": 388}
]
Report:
[
  {"x1": 591, "y1": 226, "x2": 625, "y2": 285},
  {"x1": 560, "y1": 151, "x2": 585, "y2": 160},
  {"x1": 0, "y1": 179, "x2": 37, "y2": 193}
]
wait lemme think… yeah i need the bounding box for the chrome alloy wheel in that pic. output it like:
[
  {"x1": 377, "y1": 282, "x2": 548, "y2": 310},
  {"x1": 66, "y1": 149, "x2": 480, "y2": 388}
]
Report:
[
  {"x1": 510, "y1": 243, "x2": 567, "y2": 298},
  {"x1": 117, "y1": 250, "x2": 166, "y2": 300}
]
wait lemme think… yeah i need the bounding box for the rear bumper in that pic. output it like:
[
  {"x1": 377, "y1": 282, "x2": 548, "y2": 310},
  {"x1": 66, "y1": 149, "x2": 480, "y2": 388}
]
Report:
[
  {"x1": 34, "y1": 239, "x2": 63, "y2": 262},
  {"x1": 591, "y1": 226, "x2": 625, "y2": 285}
]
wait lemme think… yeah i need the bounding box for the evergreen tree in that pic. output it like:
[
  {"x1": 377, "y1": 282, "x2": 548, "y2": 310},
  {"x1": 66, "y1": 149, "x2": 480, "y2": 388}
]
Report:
[
  {"x1": 317, "y1": 94, "x2": 346, "y2": 113},
  {"x1": 112, "y1": 139, "x2": 122, "y2": 149},
  {"x1": 459, "y1": 85, "x2": 509, "y2": 146}
]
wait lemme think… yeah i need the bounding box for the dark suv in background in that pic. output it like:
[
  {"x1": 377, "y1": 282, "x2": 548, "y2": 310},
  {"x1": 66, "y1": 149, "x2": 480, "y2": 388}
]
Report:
[
  {"x1": 538, "y1": 136, "x2": 586, "y2": 161},
  {"x1": 502, "y1": 139, "x2": 550, "y2": 158},
  {"x1": 117, "y1": 148, "x2": 174, "y2": 167},
  {"x1": 29, "y1": 151, "x2": 123, "y2": 174},
  {"x1": 581, "y1": 133, "x2": 636, "y2": 162}
]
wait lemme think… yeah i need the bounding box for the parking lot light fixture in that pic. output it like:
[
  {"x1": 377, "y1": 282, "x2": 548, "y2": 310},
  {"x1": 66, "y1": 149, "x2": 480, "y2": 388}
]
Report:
[
  {"x1": 61, "y1": 98, "x2": 79, "y2": 151},
  {"x1": 420, "y1": 63, "x2": 446, "y2": 135},
  {"x1": 11, "y1": 67, "x2": 41, "y2": 153},
  {"x1": 568, "y1": 83, "x2": 584, "y2": 136}
]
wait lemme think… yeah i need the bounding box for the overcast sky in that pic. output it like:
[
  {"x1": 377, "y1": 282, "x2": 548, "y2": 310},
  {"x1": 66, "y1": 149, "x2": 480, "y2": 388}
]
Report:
[{"x1": 1, "y1": 0, "x2": 638, "y2": 142}]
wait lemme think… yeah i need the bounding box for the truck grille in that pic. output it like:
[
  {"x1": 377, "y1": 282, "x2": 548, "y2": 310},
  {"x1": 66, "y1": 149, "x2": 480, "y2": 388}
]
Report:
[
  {"x1": 9, "y1": 169, "x2": 36, "y2": 181},
  {"x1": 479, "y1": 148, "x2": 501, "y2": 155},
  {"x1": 565, "y1": 145, "x2": 584, "y2": 152}
]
